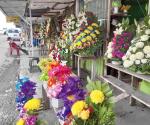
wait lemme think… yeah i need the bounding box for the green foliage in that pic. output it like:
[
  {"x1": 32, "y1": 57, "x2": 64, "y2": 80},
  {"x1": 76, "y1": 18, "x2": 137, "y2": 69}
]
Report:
[{"x1": 112, "y1": 1, "x2": 121, "y2": 7}]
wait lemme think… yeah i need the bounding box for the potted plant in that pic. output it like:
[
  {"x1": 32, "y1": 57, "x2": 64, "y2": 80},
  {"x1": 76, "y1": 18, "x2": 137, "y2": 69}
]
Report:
[{"x1": 112, "y1": 0, "x2": 122, "y2": 14}]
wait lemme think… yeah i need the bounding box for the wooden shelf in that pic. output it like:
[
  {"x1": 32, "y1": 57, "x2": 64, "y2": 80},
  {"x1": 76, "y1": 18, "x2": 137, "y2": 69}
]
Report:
[
  {"x1": 111, "y1": 13, "x2": 129, "y2": 17},
  {"x1": 102, "y1": 75, "x2": 150, "y2": 108},
  {"x1": 106, "y1": 63, "x2": 150, "y2": 82}
]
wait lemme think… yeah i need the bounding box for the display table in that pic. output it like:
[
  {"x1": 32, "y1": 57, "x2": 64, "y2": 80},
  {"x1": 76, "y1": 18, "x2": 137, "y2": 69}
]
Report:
[
  {"x1": 74, "y1": 54, "x2": 96, "y2": 80},
  {"x1": 101, "y1": 63, "x2": 150, "y2": 108}
]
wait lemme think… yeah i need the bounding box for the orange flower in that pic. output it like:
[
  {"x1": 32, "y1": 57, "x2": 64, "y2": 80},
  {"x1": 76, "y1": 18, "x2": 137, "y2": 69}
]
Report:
[{"x1": 48, "y1": 77, "x2": 56, "y2": 87}]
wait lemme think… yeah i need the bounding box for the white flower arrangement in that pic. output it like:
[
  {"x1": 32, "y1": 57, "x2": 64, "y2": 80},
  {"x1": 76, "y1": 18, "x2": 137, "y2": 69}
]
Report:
[
  {"x1": 105, "y1": 42, "x2": 113, "y2": 59},
  {"x1": 122, "y1": 16, "x2": 150, "y2": 74},
  {"x1": 135, "y1": 52, "x2": 144, "y2": 60},
  {"x1": 143, "y1": 46, "x2": 150, "y2": 54},
  {"x1": 140, "y1": 35, "x2": 149, "y2": 41},
  {"x1": 129, "y1": 54, "x2": 136, "y2": 61},
  {"x1": 132, "y1": 47, "x2": 137, "y2": 53},
  {"x1": 123, "y1": 60, "x2": 133, "y2": 68},
  {"x1": 141, "y1": 59, "x2": 148, "y2": 64},
  {"x1": 135, "y1": 60, "x2": 141, "y2": 65},
  {"x1": 145, "y1": 29, "x2": 150, "y2": 35},
  {"x1": 135, "y1": 42, "x2": 144, "y2": 48}
]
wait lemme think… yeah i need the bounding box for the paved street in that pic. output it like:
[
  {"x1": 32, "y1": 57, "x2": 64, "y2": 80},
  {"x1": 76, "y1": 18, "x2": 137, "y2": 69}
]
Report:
[{"x1": 0, "y1": 34, "x2": 19, "y2": 125}]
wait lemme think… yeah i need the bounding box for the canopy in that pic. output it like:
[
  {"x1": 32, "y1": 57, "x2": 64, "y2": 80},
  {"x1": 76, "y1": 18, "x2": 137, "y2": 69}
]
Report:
[{"x1": 25, "y1": 0, "x2": 75, "y2": 17}]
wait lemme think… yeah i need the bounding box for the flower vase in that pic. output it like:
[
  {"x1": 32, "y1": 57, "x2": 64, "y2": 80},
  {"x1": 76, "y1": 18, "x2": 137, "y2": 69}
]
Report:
[
  {"x1": 51, "y1": 98, "x2": 64, "y2": 108},
  {"x1": 111, "y1": 61, "x2": 121, "y2": 66},
  {"x1": 113, "y1": 7, "x2": 119, "y2": 14}
]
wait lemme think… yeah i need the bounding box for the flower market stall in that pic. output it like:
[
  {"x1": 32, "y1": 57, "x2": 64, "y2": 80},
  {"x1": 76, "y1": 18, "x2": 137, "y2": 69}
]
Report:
[{"x1": 2, "y1": 0, "x2": 149, "y2": 124}]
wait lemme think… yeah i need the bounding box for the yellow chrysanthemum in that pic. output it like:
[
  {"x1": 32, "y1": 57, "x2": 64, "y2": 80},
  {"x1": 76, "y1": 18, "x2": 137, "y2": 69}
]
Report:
[
  {"x1": 78, "y1": 109, "x2": 90, "y2": 120},
  {"x1": 81, "y1": 38, "x2": 87, "y2": 42},
  {"x1": 76, "y1": 35, "x2": 81, "y2": 40},
  {"x1": 92, "y1": 23, "x2": 99, "y2": 27},
  {"x1": 90, "y1": 90, "x2": 105, "y2": 104},
  {"x1": 16, "y1": 118, "x2": 25, "y2": 125},
  {"x1": 84, "y1": 30, "x2": 90, "y2": 34},
  {"x1": 24, "y1": 98, "x2": 41, "y2": 111},
  {"x1": 95, "y1": 30, "x2": 100, "y2": 35},
  {"x1": 80, "y1": 33, "x2": 86, "y2": 36},
  {"x1": 86, "y1": 36, "x2": 92, "y2": 41},
  {"x1": 76, "y1": 42, "x2": 82, "y2": 46},
  {"x1": 71, "y1": 101, "x2": 87, "y2": 116},
  {"x1": 90, "y1": 33, "x2": 96, "y2": 38},
  {"x1": 87, "y1": 26, "x2": 93, "y2": 31}
]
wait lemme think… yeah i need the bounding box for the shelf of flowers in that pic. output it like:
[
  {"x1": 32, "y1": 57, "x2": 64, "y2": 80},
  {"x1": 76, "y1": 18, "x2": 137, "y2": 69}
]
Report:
[{"x1": 105, "y1": 16, "x2": 150, "y2": 107}]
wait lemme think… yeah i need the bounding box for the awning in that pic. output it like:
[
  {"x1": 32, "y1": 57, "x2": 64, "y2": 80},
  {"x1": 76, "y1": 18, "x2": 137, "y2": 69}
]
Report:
[
  {"x1": 25, "y1": 0, "x2": 75, "y2": 17},
  {"x1": 0, "y1": 0, "x2": 27, "y2": 16}
]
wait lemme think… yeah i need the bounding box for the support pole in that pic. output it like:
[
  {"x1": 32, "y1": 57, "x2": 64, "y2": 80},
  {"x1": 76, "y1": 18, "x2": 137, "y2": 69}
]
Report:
[
  {"x1": 29, "y1": 1, "x2": 33, "y2": 56},
  {"x1": 75, "y1": 0, "x2": 80, "y2": 17},
  {"x1": 148, "y1": 0, "x2": 150, "y2": 15}
]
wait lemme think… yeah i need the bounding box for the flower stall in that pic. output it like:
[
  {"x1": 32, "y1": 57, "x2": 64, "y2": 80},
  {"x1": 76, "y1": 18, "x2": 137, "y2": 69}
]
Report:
[{"x1": 13, "y1": 0, "x2": 150, "y2": 124}]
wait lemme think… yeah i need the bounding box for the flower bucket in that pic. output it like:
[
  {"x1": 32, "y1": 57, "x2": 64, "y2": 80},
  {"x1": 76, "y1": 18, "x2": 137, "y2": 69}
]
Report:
[
  {"x1": 51, "y1": 98, "x2": 64, "y2": 108},
  {"x1": 113, "y1": 7, "x2": 119, "y2": 14},
  {"x1": 111, "y1": 61, "x2": 121, "y2": 65}
]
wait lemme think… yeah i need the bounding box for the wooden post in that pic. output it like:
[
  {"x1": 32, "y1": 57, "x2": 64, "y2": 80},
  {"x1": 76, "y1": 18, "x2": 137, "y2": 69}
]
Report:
[
  {"x1": 77, "y1": 57, "x2": 80, "y2": 77},
  {"x1": 130, "y1": 76, "x2": 139, "y2": 106},
  {"x1": 75, "y1": 0, "x2": 80, "y2": 17},
  {"x1": 106, "y1": 0, "x2": 112, "y2": 39},
  {"x1": 148, "y1": 0, "x2": 150, "y2": 15}
]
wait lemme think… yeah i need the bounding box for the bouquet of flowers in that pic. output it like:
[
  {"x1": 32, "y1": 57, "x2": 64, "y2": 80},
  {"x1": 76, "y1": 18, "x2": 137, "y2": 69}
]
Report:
[
  {"x1": 122, "y1": 16, "x2": 150, "y2": 74},
  {"x1": 70, "y1": 77, "x2": 115, "y2": 125},
  {"x1": 70, "y1": 11, "x2": 102, "y2": 55},
  {"x1": 57, "y1": 76, "x2": 85, "y2": 121},
  {"x1": 16, "y1": 98, "x2": 42, "y2": 125},
  {"x1": 38, "y1": 58, "x2": 52, "y2": 81},
  {"x1": 16, "y1": 77, "x2": 36, "y2": 111},
  {"x1": 46, "y1": 62, "x2": 72, "y2": 98},
  {"x1": 105, "y1": 18, "x2": 133, "y2": 64}
]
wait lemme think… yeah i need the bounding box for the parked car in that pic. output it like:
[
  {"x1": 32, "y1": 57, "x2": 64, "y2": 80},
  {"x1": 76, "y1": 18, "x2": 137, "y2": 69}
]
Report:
[{"x1": 7, "y1": 29, "x2": 21, "y2": 41}]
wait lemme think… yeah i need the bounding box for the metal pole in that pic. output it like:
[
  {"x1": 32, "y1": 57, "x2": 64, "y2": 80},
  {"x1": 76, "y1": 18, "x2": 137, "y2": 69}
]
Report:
[
  {"x1": 75, "y1": 0, "x2": 80, "y2": 17},
  {"x1": 148, "y1": 0, "x2": 150, "y2": 15},
  {"x1": 29, "y1": 1, "x2": 33, "y2": 56}
]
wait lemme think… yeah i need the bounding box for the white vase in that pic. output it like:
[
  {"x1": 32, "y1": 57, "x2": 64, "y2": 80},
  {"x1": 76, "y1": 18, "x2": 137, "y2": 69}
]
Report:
[
  {"x1": 113, "y1": 7, "x2": 119, "y2": 14},
  {"x1": 51, "y1": 98, "x2": 64, "y2": 108},
  {"x1": 111, "y1": 61, "x2": 121, "y2": 65}
]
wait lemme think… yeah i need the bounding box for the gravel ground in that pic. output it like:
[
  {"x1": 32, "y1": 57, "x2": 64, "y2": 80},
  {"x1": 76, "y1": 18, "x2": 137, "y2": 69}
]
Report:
[
  {"x1": 0, "y1": 59, "x2": 19, "y2": 125},
  {"x1": 0, "y1": 35, "x2": 19, "y2": 125}
]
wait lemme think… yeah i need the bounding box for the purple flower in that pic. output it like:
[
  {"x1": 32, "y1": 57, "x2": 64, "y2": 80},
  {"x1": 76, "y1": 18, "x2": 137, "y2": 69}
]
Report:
[
  {"x1": 57, "y1": 76, "x2": 86, "y2": 107},
  {"x1": 26, "y1": 115, "x2": 37, "y2": 125}
]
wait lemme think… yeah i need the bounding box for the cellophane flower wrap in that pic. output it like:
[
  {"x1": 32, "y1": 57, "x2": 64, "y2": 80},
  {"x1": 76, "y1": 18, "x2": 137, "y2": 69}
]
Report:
[
  {"x1": 70, "y1": 77, "x2": 115, "y2": 125},
  {"x1": 46, "y1": 62, "x2": 72, "y2": 98},
  {"x1": 70, "y1": 11, "x2": 102, "y2": 55},
  {"x1": 16, "y1": 77, "x2": 36, "y2": 111},
  {"x1": 57, "y1": 76, "x2": 86, "y2": 121},
  {"x1": 105, "y1": 18, "x2": 133, "y2": 61},
  {"x1": 122, "y1": 16, "x2": 150, "y2": 74},
  {"x1": 16, "y1": 98, "x2": 41, "y2": 125}
]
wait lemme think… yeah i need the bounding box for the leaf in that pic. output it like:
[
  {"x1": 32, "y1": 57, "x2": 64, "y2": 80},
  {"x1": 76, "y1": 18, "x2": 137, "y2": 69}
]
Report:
[{"x1": 105, "y1": 90, "x2": 113, "y2": 97}]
